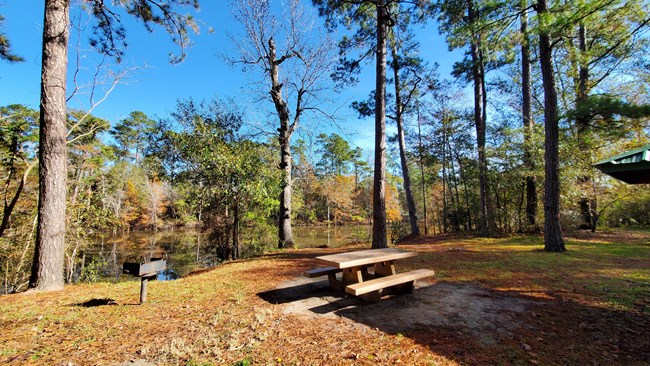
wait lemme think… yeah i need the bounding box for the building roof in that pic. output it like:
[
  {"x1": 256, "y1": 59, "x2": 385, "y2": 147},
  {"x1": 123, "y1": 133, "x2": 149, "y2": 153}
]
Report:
[{"x1": 593, "y1": 143, "x2": 650, "y2": 184}]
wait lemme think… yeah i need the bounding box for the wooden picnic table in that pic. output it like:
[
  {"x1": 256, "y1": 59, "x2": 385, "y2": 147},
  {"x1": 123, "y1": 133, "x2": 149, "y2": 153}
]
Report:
[{"x1": 305, "y1": 248, "x2": 434, "y2": 302}]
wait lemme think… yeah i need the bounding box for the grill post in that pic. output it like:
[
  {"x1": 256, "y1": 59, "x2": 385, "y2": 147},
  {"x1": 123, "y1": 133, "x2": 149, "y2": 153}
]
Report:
[{"x1": 140, "y1": 276, "x2": 152, "y2": 304}]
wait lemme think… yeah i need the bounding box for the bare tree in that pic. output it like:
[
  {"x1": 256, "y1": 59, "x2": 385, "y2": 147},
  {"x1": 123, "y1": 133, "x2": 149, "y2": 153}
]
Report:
[{"x1": 228, "y1": 0, "x2": 336, "y2": 249}]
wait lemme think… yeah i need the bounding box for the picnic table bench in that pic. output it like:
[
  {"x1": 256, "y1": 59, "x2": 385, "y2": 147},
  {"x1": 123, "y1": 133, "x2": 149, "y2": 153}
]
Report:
[{"x1": 304, "y1": 248, "x2": 434, "y2": 302}]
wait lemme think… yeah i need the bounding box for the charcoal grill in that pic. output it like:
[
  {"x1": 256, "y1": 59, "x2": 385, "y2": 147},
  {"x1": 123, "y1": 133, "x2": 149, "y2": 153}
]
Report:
[{"x1": 122, "y1": 254, "x2": 167, "y2": 304}]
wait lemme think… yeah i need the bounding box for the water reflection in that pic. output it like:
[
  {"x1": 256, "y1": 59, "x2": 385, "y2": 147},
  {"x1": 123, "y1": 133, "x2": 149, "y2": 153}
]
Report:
[{"x1": 89, "y1": 224, "x2": 372, "y2": 281}]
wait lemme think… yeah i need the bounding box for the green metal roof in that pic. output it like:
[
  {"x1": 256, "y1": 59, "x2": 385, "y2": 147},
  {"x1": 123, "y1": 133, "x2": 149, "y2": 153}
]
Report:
[{"x1": 593, "y1": 143, "x2": 650, "y2": 184}]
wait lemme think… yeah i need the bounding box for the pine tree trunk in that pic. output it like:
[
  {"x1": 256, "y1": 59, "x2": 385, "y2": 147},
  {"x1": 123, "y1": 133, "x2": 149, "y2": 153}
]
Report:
[
  {"x1": 538, "y1": 0, "x2": 566, "y2": 252},
  {"x1": 471, "y1": 44, "x2": 489, "y2": 234},
  {"x1": 416, "y1": 107, "x2": 429, "y2": 235},
  {"x1": 577, "y1": 24, "x2": 589, "y2": 114},
  {"x1": 468, "y1": 0, "x2": 492, "y2": 235},
  {"x1": 576, "y1": 22, "x2": 595, "y2": 231},
  {"x1": 454, "y1": 149, "x2": 473, "y2": 230},
  {"x1": 521, "y1": 0, "x2": 538, "y2": 229},
  {"x1": 0, "y1": 161, "x2": 35, "y2": 237},
  {"x1": 232, "y1": 200, "x2": 240, "y2": 260},
  {"x1": 372, "y1": 0, "x2": 388, "y2": 249},
  {"x1": 29, "y1": 0, "x2": 70, "y2": 291},
  {"x1": 0, "y1": 178, "x2": 22, "y2": 237},
  {"x1": 448, "y1": 139, "x2": 461, "y2": 211},
  {"x1": 479, "y1": 46, "x2": 496, "y2": 232},
  {"x1": 441, "y1": 123, "x2": 448, "y2": 233},
  {"x1": 391, "y1": 45, "x2": 419, "y2": 236},
  {"x1": 268, "y1": 37, "x2": 295, "y2": 249}
]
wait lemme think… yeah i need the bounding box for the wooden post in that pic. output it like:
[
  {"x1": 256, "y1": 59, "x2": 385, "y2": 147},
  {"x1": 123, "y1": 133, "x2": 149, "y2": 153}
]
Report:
[
  {"x1": 140, "y1": 276, "x2": 155, "y2": 304},
  {"x1": 140, "y1": 277, "x2": 148, "y2": 304}
]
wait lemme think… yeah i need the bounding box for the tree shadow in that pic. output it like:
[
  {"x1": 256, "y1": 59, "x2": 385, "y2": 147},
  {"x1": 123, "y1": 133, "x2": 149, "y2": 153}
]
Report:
[
  {"x1": 261, "y1": 277, "x2": 650, "y2": 364},
  {"x1": 341, "y1": 283, "x2": 649, "y2": 364},
  {"x1": 73, "y1": 298, "x2": 117, "y2": 307},
  {"x1": 257, "y1": 279, "x2": 333, "y2": 304}
]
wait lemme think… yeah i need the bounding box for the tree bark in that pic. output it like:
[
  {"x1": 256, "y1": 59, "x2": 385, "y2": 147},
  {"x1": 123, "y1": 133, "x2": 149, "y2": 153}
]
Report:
[
  {"x1": 268, "y1": 37, "x2": 295, "y2": 249},
  {"x1": 577, "y1": 23, "x2": 589, "y2": 117},
  {"x1": 576, "y1": 22, "x2": 596, "y2": 231},
  {"x1": 441, "y1": 121, "x2": 448, "y2": 233},
  {"x1": 391, "y1": 45, "x2": 419, "y2": 236},
  {"x1": 232, "y1": 199, "x2": 240, "y2": 260},
  {"x1": 0, "y1": 177, "x2": 23, "y2": 237},
  {"x1": 372, "y1": 0, "x2": 388, "y2": 249},
  {"x1": 538, "y1": 0, "x2": 566, "y2": 252},
  {"x1": 416, "y1": 106, "x2": 428, "y2": 235},
  {"x1": 454, "y1": 148, "x2": 473, "y2": 230},
  {"x1": 29, "y1": 0, "x2": 70, "y2": 291},
  {"x1": 479, "y1": 43, "x2": 496, "y2": 232},
  {"x1": 278, "y1": 127, "x2": 294, "y2": 248},
  {"x1": 521, "y1": 0, "x2": 538, "y2": 229},
  {"x1": 468, "y1": 0, "x2": 492, "y2": 236},
  {"x1": 0, "y1": 161, "x2": 36, "y2": 237}
]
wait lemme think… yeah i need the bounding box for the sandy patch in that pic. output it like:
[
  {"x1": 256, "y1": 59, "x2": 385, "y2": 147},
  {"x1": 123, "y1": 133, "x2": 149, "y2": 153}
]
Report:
[{"x1": 260, "y1": 276, "x2": 539, "y2": 346}]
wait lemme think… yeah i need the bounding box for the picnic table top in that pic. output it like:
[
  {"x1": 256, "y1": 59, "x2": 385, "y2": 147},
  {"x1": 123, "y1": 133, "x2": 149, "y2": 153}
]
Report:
[{"x1": 315, "y1": 248, "x2": 417, "y2": 269}]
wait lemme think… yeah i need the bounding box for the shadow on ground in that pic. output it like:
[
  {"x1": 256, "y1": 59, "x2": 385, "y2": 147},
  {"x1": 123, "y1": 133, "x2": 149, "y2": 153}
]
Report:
[
  {"x1": 73, "y1": 298, "x2": 118, "y2": 307},
  {"x1": 257, "y1": 276, "x2": 650, "y2": 365},
  {"x1": 257, "y1": 277, "x2": 365, "y2": 316}
]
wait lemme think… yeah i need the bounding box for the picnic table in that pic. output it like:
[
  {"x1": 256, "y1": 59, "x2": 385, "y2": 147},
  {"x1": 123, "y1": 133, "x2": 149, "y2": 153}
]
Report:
[{"x1": 304, "y1": 248, "x2": 435, "y2": 302}]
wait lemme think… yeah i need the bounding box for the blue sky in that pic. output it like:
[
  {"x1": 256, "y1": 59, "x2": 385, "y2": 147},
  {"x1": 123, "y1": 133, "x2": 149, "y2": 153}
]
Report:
[{"x1": 0, "y1": 1, "x2": 462, "y2": 152}]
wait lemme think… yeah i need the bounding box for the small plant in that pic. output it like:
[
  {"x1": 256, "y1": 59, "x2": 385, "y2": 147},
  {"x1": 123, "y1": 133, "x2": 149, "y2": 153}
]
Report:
[
  {"x1": 241, "y1": 221, "x2": 275, "y2": 257},
  {"x1": 390, "y1": 219, "x2": 410, "y2": 244},
  {"x1": 79, "y1": 256, "x2": 108, "y2": 283},
  {"x1": 233, "y1": 357, "x2": 252, "y2": 366},
  {"x1": 351, "y1": 222, "x2": 370, "y2": 244}
]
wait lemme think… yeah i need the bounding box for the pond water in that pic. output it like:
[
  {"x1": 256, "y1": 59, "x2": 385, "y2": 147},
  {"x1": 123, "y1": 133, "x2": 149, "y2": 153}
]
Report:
[{"x1": 87, "y1": 224, "x2": 373, "y2": 281}]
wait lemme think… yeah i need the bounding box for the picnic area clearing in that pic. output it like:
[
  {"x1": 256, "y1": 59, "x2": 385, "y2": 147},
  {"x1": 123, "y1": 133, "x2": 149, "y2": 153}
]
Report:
[{"x1": 1, "y1": 229, "x2": 648, "y2": 365}]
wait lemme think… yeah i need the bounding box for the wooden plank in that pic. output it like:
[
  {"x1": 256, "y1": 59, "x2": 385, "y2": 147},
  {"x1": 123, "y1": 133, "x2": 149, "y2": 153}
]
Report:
[
  {"x1": 315, "y1": 248, "x2": 417, "y2": 269},
  {"x1": 345, "y1": 269, "x2": 435, "y2": 296},
  {"x1": 139, "y1": 259, "x2": 166, "y2": 276},
  {"x1": 303, "y1": 267, "x2": 340, "y2": 278}
]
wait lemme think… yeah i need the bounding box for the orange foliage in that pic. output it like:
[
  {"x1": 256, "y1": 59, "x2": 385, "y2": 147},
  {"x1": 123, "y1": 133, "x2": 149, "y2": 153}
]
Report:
[
  {"x1": 121, "y1": 180, "x2": 144, "y2": 227},
  {"x1": 385, "y1": 182, "x2": 402, "y2": 222},
  {"x1": 367, "y1": 179, "x2": 403, "y2": 222},
  {"x1": 321, "y1": 175, "x2": 356, "y2": 223}
]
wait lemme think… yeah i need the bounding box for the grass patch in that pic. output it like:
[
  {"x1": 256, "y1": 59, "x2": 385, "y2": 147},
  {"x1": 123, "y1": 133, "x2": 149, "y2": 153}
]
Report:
[{"x1": 402, "y1": 230, "x2": 649, "y2": 314}]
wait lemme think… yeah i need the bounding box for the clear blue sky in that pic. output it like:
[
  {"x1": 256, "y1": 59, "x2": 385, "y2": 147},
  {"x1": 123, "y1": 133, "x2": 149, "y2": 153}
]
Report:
[{"x1": 0, "y1": 1, "x2": 462, "y2": 152}]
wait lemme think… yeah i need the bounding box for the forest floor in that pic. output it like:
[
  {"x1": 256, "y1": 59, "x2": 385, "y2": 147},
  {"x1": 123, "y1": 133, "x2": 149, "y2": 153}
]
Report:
[{"x1": 1, "y1": 229, "x2": 649, "y2": 365}]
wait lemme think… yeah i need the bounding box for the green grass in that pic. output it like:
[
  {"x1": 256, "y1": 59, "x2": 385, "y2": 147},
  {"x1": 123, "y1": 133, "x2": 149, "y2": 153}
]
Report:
[{"x1": 412, "y1": 231, "x2": 650, "y2": 313}]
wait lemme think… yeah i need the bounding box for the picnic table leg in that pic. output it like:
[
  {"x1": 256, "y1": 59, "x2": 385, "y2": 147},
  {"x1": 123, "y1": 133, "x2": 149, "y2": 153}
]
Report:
[
  {"x1": 374, "y1": 261, "x2": 396, "y2": 277},
  {"x1": 342, "y1": 267, "x2": 363, "y2": 287},
  {"x1": 327, "y1": 273, "x2": 342, "y2": 290},
  {"x1": 360, "y1": 266, "x2": 371, "y2": 280}
]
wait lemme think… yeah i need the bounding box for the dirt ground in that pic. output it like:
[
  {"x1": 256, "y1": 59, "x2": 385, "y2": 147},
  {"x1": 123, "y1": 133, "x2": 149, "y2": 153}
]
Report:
[
  {"x1": 254, "y1": 233, "x2": 650, "y2": 365},
  {"x1": 266, "y1": 276, "x2": 536, "y2": 345},
  {"x1": 258, "y1": 274, "x2": 649, "y2": 365}
]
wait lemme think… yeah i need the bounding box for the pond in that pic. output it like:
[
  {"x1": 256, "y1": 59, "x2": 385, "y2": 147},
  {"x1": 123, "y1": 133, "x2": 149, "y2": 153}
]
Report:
[{"x1": 87, "y1": 224, "x2": 373, "y2": 281}]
